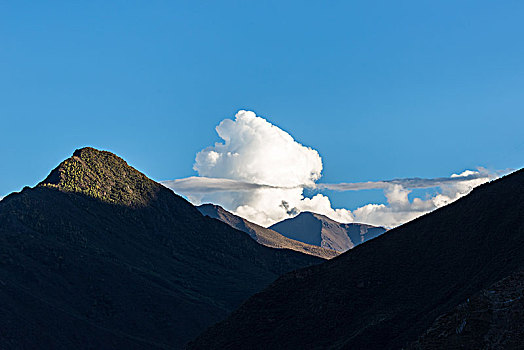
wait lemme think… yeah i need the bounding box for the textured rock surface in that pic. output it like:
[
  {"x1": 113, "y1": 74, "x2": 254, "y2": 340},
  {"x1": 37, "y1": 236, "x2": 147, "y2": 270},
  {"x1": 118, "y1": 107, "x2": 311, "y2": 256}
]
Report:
[{"x1": 408, "y1": 271, "x2": 524, "y2": 350}]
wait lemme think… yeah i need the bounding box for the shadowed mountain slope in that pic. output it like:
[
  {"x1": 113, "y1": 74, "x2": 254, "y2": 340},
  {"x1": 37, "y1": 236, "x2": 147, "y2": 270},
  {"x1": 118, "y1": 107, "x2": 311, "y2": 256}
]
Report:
[
  {"x1": 0, "y1": 147, "x2": 322, "y2": 349},
  {"x1": 197, "y1": 204, "x2": 339, "y2": 259},
  {"x1": 269, "y1": 211, "x2": 386, "y2": 252},
  {"x1": 407, "y1": 270, "x2": 524, "y2": 349},
  {"x1": 188, "y1": 169, "x2": 524, "y2": 350}
]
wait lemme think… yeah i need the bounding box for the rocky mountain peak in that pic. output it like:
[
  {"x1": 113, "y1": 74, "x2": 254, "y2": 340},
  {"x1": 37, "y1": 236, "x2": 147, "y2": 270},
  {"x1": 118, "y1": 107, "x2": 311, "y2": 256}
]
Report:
[{"x1": 39, "y1": 147, "x2": 160, "y2": 206}]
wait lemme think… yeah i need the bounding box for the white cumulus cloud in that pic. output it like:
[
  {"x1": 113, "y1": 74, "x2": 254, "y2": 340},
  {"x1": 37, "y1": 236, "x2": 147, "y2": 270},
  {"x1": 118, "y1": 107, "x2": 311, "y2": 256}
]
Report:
[
  {"x1": 194, "y1": 110, "x2": 322, "y2": 188},
  {"x1": 175, "y1": 110, "x2": 352, "y2": 226}
]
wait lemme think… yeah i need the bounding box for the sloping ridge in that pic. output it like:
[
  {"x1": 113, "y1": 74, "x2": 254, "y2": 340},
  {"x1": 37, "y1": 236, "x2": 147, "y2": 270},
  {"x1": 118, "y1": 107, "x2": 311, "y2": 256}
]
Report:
[
  {"x1": 188, "y1": 168, "x2": 524, "y2": 349},
  {"x1": 0, "y1": 147, "x2": 322, "y2": 349},
  {"x1": 269, "y1": 211, "x2": 386, "y2": 252},
  {"x1": 197, "y1": 204, "x2": 339, "y2": 259}
]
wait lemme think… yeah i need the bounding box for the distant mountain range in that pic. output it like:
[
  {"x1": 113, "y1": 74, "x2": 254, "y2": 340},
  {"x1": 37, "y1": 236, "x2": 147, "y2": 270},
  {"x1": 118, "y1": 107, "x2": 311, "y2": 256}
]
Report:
[
  {"x1": 197, "y1": 204, "x2": 339, "y2": 259},
  {"x1": 0, "y1": 148, "x2": 322, "y2": 349},
  {"x1": 188, "y1": 168, "x2": 524, "y2": 349},
  {"x1": 269, "y1": 211, "x2": 386, "y2": 252},
  {"x1": 197, "y1": 205, "x2": 386, "y2": 256}
]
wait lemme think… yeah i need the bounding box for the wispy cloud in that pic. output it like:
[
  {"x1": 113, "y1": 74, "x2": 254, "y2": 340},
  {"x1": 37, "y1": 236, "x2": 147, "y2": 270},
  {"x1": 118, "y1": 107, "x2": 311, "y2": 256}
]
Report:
[
  {"x1": 163, "y1": 169, "x2": 500, "y2": 194},
  {"x1": 162, "y1": 176, "x2": 291, "y2": 193},
  {"x1": 316, "y1": 168, "x2": 503, "y2": 191}
]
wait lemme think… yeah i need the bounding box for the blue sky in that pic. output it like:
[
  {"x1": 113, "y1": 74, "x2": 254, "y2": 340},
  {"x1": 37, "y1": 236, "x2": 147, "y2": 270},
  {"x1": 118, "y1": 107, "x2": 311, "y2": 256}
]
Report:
[{"x1": 1, "y1": 1, "x2": 523, "y2": 220}]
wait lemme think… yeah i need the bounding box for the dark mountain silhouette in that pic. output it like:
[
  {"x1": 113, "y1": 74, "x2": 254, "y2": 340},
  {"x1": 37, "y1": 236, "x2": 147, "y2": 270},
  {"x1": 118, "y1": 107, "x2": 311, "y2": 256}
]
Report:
[
  {"x1": 407, "y1": 270, "x2": 524, "y2": 349},
  {"x1": 197, "y1": 204, "x2": 339, "y2": 259},
  {"x1": 269, "y1": 211, "x2": 386, "y2": 252},
  {"x1": 0, "y1": 147, "x2": 322, "y2": 349},
  {"x1": 188, "y1": 168, "x2": 524, "y2": 350}
]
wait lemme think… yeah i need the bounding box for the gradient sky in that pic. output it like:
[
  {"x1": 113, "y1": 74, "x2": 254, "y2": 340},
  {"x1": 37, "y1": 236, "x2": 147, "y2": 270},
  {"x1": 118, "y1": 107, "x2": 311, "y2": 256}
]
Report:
[{"x1": 1, "y1": 1, "x2": 523, "y2": 212}]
